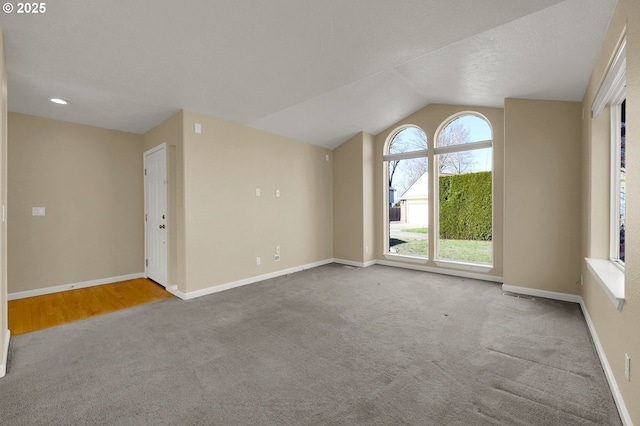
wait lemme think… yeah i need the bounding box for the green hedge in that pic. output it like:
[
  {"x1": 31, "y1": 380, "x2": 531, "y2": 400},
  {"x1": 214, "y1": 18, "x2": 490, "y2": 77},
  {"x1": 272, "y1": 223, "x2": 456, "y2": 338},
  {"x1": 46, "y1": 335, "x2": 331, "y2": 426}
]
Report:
[{"x1": 439, "y1": 171, "x2": 492, "y2": 241}]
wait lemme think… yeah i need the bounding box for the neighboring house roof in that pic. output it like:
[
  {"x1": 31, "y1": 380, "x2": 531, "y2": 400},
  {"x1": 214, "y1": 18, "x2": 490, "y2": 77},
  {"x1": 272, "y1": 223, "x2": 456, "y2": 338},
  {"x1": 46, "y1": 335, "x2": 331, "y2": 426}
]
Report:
[{"x1": 399, "y1": 172, "x2": 428, "y2": 201}]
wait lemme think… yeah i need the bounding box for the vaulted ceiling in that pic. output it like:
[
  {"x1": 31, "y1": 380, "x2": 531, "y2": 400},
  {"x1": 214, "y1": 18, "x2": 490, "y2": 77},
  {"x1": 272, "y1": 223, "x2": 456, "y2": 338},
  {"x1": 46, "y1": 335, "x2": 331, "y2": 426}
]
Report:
[{"x1": 0, "y1": 0, "x2": 616, "y2": 149}]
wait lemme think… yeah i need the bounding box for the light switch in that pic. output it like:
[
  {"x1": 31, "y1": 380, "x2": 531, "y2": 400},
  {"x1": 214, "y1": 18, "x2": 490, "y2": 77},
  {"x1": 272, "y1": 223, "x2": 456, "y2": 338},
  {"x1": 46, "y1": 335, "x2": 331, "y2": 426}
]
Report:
[
  {"x1": 32, "y1": 207, "x2": 45, "y2": 216},
  {"x1": 256, "y1": 188, "x2": 261, "y2": 196},
  {"x1": 276, "y1": 189, "x2": 281, "y2": 198},
  {"x1": 194, "y1": 123, "x2": 202, "y2": 134}
]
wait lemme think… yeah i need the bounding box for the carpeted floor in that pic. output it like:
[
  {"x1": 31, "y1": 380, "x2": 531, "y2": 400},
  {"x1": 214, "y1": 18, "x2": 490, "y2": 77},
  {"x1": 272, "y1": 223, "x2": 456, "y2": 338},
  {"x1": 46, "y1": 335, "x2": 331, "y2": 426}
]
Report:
[{"x1": 0, "y1": 264, "x2": 621, "y2": 425}]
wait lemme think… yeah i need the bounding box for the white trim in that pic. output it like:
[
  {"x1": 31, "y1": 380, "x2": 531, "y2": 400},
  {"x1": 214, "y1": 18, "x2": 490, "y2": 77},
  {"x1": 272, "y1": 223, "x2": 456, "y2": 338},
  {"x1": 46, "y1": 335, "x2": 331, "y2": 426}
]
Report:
[
  {"x1": 585, "y1": 258, "x2": 625, "y2": 311},
  {"x1": 7, "y1": 273, "x2": 145, "y2": 301},
  {"x1": 164, "y1": 284, "x2": 182, "y2": 299},
  {"x1": 501, "y1": 284, "x2": 631, "y2": 425},
  {"x1": 382, "y1": 253, "x2": 428, "y2": 264},
  {"x1": 0, "y1": 329, "x2": 9, "y2": 378},
  {"x1": 383, "y1": 149, "x2": 428, "y2": 162},
  {"x1": 432, "y1": 113, "x2": 495, "y2": 270},
  {"x1": 171, "y1": 257, "x2": 504, "y2": 300},
  {"x1": 434, "y1": 259, "x2": 493, "y2": 273},
  {"x1": 501, "y1": 284, "x2": 582, "y2": 303},
  {"x1": 333, "y1": 258, "x2": 376, "y2": 268},
  {"x1": 579, "y1": 300, "x2": 632, "y2": 426},
  {"x1": 592, "y1": 37, "x2": 626, "y2": 118},
  {"x1": 168, "y1": 259, "x2": 335, "y2": 300},
  {"x1": 143, "y1": 142, "x2": 167, "y2": 156},
  {"x1": 377, "y1": 259, "x2": 503, "y2": 283},
  {"x1": 434, "y1": 139, "x2": 492, "y2": 155}
]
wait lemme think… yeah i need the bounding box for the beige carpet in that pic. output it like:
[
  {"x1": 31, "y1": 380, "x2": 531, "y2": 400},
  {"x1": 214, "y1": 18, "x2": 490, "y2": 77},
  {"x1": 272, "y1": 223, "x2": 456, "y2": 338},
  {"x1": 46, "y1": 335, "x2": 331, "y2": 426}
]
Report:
[{"x1": 0, "y1": 264, "x2": 621, "y2": 425}]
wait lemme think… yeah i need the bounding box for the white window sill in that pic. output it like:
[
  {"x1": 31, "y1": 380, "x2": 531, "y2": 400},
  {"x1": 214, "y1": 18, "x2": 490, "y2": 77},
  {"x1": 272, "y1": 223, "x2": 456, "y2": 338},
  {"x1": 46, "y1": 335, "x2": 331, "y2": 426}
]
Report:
[
  {"x1": 585, "y1": 258, "x2": 625, "y2": 311},
  {"x1": 383, "y1": 253, "x2": 428, "y2": 264},
  {"x1": 434, "y1": 259, "x2": 493, "y2": 273}
]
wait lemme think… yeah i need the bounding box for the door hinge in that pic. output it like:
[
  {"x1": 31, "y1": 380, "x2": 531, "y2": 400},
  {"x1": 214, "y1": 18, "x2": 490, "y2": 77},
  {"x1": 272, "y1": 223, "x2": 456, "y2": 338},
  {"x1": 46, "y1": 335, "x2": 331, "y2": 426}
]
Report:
[
  {"x1": 144, "y1": 168, "x2": 147, "y2": 176},
  {"x1": 145, "y1": 214, "x2": 147, "y2": 221},
  {"x1": 146, "y1": 259, "x2": 148, "y2": 267}
]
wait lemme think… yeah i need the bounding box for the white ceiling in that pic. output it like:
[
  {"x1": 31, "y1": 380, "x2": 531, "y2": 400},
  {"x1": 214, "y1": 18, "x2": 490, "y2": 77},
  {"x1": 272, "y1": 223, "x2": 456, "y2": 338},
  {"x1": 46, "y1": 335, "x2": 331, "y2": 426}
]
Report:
[{"x1": 0, "y1": 0, "x2": 616, "y2": 149}]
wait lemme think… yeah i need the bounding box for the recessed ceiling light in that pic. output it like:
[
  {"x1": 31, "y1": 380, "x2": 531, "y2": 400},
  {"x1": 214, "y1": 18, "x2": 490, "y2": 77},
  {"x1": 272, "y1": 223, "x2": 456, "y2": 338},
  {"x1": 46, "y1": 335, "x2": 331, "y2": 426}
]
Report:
[{"x1": 50, "y1": 98, "x2": 70, "y2": 105}]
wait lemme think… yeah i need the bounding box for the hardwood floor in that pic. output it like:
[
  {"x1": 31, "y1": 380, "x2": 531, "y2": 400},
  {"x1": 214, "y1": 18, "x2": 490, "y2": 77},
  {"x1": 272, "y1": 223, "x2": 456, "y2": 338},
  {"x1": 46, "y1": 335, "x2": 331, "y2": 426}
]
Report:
[{"x1": 8, "y1": 278, "x2": 174, "y2": 336}]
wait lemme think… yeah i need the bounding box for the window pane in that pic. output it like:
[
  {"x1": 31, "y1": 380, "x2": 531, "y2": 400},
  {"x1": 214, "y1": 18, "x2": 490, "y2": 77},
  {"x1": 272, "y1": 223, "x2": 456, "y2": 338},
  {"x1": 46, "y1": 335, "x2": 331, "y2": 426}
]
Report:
[
  {"x1": 438, "y1": 114, "x2": 492, "y2": 147},
  {"x1": 388, "y1": 127, "x2": 427, "y2": 155},
  {"x1": 619, "y1": 100, "x2": 626, "y2": 262},
  {"x1": 388, "y1": 156, "x2": 428, "y2": 258},
  {"x1": 437, "y1": 147, "x2": 492, "y2": 264}
]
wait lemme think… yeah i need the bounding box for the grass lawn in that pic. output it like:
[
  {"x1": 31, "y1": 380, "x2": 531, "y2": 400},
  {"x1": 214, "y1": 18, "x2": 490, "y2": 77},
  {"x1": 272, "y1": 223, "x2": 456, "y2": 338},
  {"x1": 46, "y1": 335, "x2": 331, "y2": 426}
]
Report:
[
  {"x1": 389, "y1": 237, "x2": 492, "y2": 264},
  {"x1": 402, "y1": 227, "x2": 428, "y2": 233}
]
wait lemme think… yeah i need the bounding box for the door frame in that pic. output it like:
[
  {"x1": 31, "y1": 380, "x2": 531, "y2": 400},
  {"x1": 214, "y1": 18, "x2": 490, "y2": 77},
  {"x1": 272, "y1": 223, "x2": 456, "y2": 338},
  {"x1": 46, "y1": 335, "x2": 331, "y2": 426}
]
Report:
[{"x1": 143, "y1": 143, "x2": 168, "y2": 287}]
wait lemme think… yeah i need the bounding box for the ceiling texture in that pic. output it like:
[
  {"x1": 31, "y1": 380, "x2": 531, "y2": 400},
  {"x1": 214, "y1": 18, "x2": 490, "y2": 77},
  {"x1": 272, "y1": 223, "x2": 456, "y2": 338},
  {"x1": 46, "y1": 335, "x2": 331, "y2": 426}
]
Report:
[{"x1": 0, "y1": 0, "x2": 617, "y2": 149}]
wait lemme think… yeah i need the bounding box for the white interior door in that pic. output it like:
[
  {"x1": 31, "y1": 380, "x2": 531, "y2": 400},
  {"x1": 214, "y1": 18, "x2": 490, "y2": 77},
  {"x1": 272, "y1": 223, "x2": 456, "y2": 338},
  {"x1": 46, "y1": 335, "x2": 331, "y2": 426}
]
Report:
[{"x1": 144, "y1": 144, "x2": 167, "y2": 287}]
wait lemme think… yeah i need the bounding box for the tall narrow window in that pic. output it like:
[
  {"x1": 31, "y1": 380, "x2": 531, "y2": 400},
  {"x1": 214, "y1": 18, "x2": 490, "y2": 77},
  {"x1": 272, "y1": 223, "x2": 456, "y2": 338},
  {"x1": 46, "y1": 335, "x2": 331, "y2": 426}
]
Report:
[
  {"x1": 612, "y1": 99, "x2": 626, "y2": 265},
  {"x1": 587, "y1": 37, "x2": 625, "y2": 310},
  {"x1": 435, "y1": 114, "x2": 493, "y2": 265},
  {"x1": 384, "y1": 127, "x2": 428, "y2": 258}
]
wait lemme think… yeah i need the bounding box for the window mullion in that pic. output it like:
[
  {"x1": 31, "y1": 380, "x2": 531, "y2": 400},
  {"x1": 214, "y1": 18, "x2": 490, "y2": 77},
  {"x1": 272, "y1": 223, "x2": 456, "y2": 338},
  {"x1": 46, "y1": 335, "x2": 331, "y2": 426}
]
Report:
[
  {"x1": 434, "y1": 140, "x2": 492, "y2": 155},
  {"x1": 383, "y1": 149, "x2": 428, "y2": 162}
]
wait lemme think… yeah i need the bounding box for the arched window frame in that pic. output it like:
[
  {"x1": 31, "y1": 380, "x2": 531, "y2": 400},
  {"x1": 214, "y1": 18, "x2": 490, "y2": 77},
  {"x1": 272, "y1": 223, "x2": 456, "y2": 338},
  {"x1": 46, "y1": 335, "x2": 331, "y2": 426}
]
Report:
[
  {"x1": 433, "y1": 112, "x2": 494, "y2": 268},
  {"x1": 383, "y1": 125, "x2": 429, "y2": 260}
]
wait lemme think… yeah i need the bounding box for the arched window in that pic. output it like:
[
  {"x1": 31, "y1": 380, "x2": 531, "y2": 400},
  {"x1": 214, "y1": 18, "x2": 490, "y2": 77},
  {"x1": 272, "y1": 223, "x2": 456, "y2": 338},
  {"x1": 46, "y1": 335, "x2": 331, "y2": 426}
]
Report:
[
  {"x1": 383, "y1": 126, "x2": 428, "y2": 258},
  {"x1": 435, "y1": 113, "x2": 493, "y2": 265}
]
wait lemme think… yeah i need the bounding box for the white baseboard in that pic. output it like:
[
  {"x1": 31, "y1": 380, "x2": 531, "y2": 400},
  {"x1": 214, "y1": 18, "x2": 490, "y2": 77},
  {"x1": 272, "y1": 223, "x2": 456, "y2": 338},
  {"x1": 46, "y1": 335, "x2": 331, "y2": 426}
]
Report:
[
  {"x1": 579, "y1": 300, "x2": 632, "y2": 426},
  {"x1": 333, "y1": 258, "x2": 376, "y2": 268},
  {"x1": 8, "y1": 273, "x2": 146, "y2": 300},
  {"x1": 1, "y1": 329, "x2": 9, "y2": 378},
  {"x1": 170, "y1": 259, "x2": 335, "y2": 300},
  {"x1": 165, "y1": 285, "x2": 181, "y2": 299},
  {"x1": 173, "y1": 257, "x2": 503, "y2": 300},
  {"x1": 501, "y1": 284, "x2": 582, "y2": 303},
  {"x1": 502, "y1": 284, "x2": 631, "y2": 425}
]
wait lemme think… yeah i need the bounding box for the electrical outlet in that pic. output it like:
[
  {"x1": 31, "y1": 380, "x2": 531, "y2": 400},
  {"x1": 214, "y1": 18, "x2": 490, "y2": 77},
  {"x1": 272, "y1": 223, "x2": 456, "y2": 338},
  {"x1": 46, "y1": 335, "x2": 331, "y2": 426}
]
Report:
[
  {"x1": 256, "y1": 188, "x2": 261, "y2": 197},
  {"x1": 625, "y1": 354, "x2": 631, "y2": 381},
  {"x1": 256, "y1": 257, "x2": 261, "y2": 266},
  {"x1": 274, "y1": 254, "x2": 280, "y2": 262},
  {"x1": 365, "y1": 246, "x2": 369, "y2": 254}
]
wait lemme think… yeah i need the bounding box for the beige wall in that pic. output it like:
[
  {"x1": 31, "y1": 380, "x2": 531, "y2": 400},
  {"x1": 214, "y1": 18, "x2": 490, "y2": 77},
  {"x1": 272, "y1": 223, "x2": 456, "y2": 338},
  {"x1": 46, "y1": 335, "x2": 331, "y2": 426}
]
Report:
[
  {"x1": 181, "y1": 111, "x2": 333, "y2": 292},
  {"x1": 143, "y1": 111, "x2": 184, "y2": 291},
  {"x1": 5, "y1": 107, "x2": 334, "y2": 296},
  {"x1": 373, "y1": 104, "x2": 505, "y2": 278},
  {"x1": 333, "y1": 133, "x2": 364, "y2": 263},
  {"x1": 581, "y1": 1, "x2": 640, "y2": 423},
  {"x1": 503, "y1": 99, "x2": 582, "y2": 294},
  {"x1": 0, "y1": 29, "x2": 8, "y2": 376},
  {"x1": 333, "y1": 131, "x2": 376, "y2": 265},
  {"x1": 7, "y1": 113, "x2": 144, "y2": 293},
  {"x1": 363, "y1": 132, "x2": 376, "y2": 264}
]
